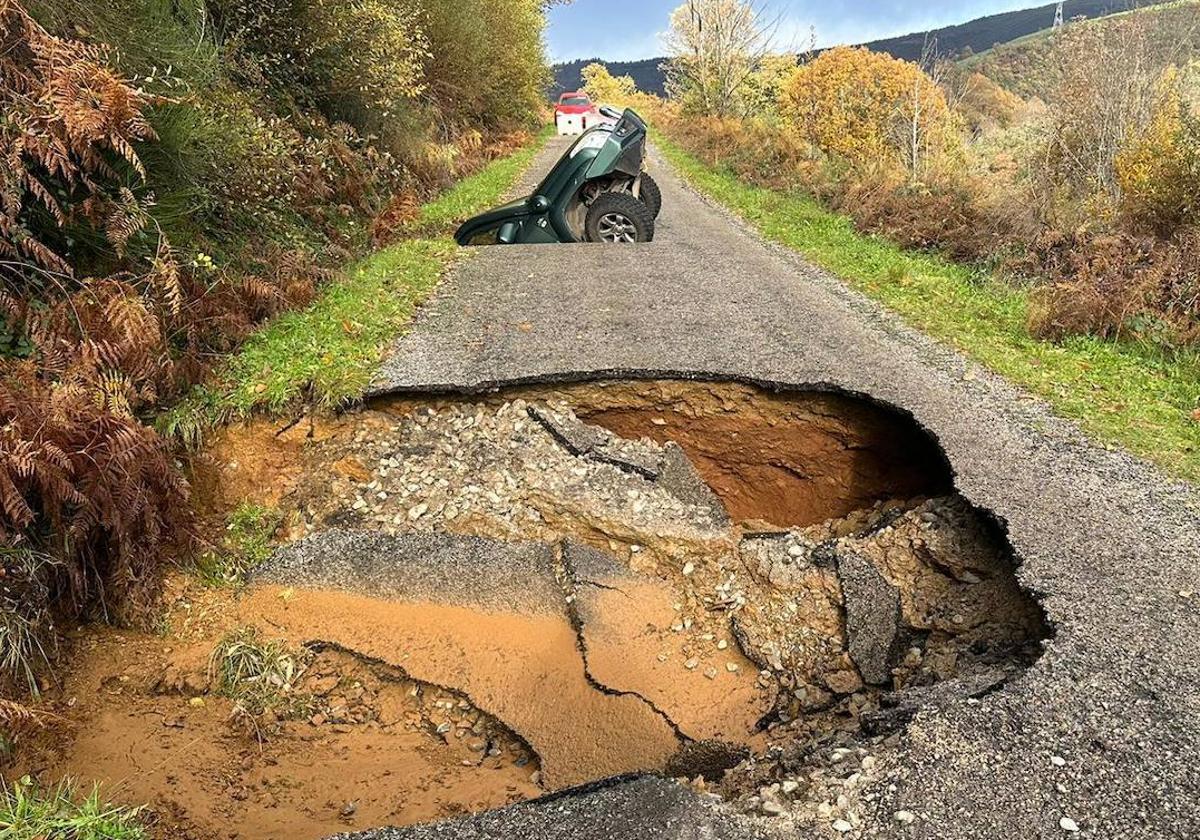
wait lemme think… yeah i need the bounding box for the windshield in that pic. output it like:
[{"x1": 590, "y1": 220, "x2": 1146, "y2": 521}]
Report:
[{"x1": 560, "y1": 96, "x2": 590, "y2": 106}]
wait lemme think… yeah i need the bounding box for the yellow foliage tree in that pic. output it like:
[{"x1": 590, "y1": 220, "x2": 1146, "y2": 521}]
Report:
[
  {"x1": 1116, "y1": 68, "x2": 1200, "y2": 235},
  {"x1": 581, "y1": 62, "x2": 638, "y2": 104},
  {"x1": 779, "y1": 46, "x2": 961, "y2": 178}
]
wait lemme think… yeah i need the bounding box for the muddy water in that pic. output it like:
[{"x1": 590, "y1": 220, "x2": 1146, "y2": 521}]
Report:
[{"x1": 14, "y1": 378, "x2": 1047, "y2": 839}]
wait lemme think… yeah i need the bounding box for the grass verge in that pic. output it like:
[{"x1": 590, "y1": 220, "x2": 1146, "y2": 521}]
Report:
[
  {"x1": 0, "y1": 777, "x2": 145, "y2": 839},
  {"x1": 165, "y1": 130, "x2": 550, "y2": 443},
  {"x1": 656, "y1": 134, "x2": 1200, "y2": 482}
]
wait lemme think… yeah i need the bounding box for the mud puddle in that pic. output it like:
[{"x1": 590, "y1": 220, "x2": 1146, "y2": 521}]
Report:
[{"x1": 12, "y1": 380, "x2": 1048, "y2": 837}]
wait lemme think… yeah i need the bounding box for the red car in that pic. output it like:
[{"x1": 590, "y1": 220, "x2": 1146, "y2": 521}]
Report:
[{"x1": 554, "y1": 91, "x2": 599, "y2": 135}]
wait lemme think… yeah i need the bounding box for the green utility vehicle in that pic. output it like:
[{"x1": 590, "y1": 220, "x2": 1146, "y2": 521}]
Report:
[{"x1": 455, "y1": 108, "x2": 661, "y2": 246}]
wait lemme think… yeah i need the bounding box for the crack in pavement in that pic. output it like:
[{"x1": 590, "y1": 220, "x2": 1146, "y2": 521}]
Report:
[{"x1": 553, "y1": 540, "x2": 691, "y2": 744}]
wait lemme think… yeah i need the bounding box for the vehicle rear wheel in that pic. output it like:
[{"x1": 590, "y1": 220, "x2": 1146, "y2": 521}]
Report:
[
  {"x1": 585, "y1": 193, "x2": 655, "y2": 243},
  {"x1": 638, "y1": 172, "x2": 662, "y2": 219}
]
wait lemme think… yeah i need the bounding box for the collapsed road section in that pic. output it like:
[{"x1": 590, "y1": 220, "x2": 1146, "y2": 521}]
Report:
[{"x1": 19, "y1": 379, "x2": 1049, "y2": 839}]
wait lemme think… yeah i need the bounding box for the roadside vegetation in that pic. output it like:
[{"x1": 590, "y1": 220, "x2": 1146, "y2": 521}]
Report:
[
  {"x1": 0, "y1": 777, "x2": 145, "y2": 840},
  {"x1": 0, "y1": 0, "x2": 553, "y2": 698},
  {"x1": 211, "y1": 628, "x2": 313, "y2": 722},
  {"x1": 195, "y1": 503, "x2": 282, "y2": 587},
  {"x1": 166, "y1": 134, "x2": 548, "y2": 441},
  {"x1": 583, "y1": 0, "x2": 1200, "y2": 479}
]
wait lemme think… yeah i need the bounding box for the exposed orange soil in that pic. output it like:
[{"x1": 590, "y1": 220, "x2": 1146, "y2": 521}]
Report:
[
  {"x1": 236, "y1": 586, "x2": 682, "y2": 790},
  {"x1": 17, "y1": 619, "x2": 540, "y2": 840},
  {"x1": 575, "y1": 579, "x2": 773, "y2": 744}
]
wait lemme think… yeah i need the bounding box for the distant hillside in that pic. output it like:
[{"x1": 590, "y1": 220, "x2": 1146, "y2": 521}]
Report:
[
  {"x1": 969, "y1": 1, "x2": 1200, "y2": 99},
  {"x1": 552, "y1": 0, "x2": 1173, "y2": 97}
]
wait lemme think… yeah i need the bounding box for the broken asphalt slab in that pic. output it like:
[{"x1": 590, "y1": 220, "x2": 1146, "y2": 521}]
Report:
[
  {"x1": 356, "y1": 136, "x2": 1200, "y2": 838},
  {"x1": 255, "y1": 529, "x2": 564, "y2": 614}
]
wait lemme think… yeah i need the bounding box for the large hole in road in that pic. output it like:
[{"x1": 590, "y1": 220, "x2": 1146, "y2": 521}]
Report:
[{"x1": 18, "y1": 380, "x2": 1048, "y2": 838}]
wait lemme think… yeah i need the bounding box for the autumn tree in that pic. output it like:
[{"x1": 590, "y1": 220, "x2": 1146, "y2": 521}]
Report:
[
  {"x1": 664, "y1": 0, "x2": 780, "y2": 117},
  {"x1": 1044, "y1": 10, "x2": 1195, "y2": 213},
  {"x1": 779, "y1": 46, "x2": 960, "y2": 178},
  {"x1": 422, "y1": 0, "x2": 551, "y2": 128},
  {"x1": 1116, "y1": 67, "x2": 1200, "y2": 235},
  {"x1": 581, "y1": 62, "x2": 638, "y2": 104}
]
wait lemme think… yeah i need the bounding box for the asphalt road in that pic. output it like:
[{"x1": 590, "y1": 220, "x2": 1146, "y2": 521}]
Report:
[{"x1": 349, "y1": 136, "x2": 1200, "y2": 839}]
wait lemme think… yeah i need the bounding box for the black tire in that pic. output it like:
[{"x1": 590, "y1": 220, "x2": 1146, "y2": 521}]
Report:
[
  {"x1": 638, "y1": 171, "x2": 662, "y2": 219},
  {"x1": 585, "y1": 192, "x2": 655, "y2": 243}
]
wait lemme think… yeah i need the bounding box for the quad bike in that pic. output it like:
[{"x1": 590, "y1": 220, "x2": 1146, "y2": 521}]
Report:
[{"x1": 455, "y1": 108, "x2": 662, "y2": 246}]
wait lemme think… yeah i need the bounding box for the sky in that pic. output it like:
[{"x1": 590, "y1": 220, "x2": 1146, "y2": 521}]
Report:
[{"x1": 546, "y1": 0, "x2": 1051, "y2": 62}]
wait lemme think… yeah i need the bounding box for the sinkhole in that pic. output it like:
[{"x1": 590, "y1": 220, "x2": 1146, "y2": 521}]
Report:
[{"x1": 18, "y1": 379, "x2": 1049, "y2": 839}]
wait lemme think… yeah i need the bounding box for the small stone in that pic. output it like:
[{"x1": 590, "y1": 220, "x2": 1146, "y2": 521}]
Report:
[
  {"x1": 894, "y1": 810, "x2": 916, "y2": 824},
  {"x1": 408, "y1": 503, "x2": 428, "y2": 520},
  {"x1": 781, "y1": 780, "x2": 800, "y2": 795},
  {"x1": 704, "y1": 667, "x2": 718, "y2": 680},
  {"x1": 1051, "y1": 755, "x2": 1066, "y2": 767},
  {"x1": 717, "y1": 639, "x2": 728, "y2": 650},
  {"x1": 682, "y1": 561, "x2": 696, "y2": 576},
  {"x1": 832, "y1": 819, "x2": 853, "y2": 833},
  {"x1": 685, "y1": 657, "x2": 700, "y2": 670},
  {"x1": 760, "y1": 800, "x2": 784, "y2": 816},
  {"x1": 824, "y1": 669, "x2": 864, "y2": 695},
  {"x1": 725, "y1": 662, "x2": 739, "y2": 672},
  {"x1": 1060, "y1": 817, "x2": 1080, "y2": 833},
  {"x1": 188, "y1": 697, "x2": 205, "y2": 708}
]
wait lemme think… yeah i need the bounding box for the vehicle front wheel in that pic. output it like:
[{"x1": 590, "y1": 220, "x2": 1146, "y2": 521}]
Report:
[
  {"x1": 638, "y1": 172, "x2": 662, "y2": 219},
  {"x1": 585, "y1": 192, "x2": 655, "y2": 243}
]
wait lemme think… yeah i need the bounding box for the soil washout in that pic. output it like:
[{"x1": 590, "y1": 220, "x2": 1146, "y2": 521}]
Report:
[{"x1": 9, "y1": 379, "x2": 1047, "y2": 838}]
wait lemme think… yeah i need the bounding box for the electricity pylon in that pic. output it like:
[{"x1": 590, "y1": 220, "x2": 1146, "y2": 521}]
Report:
[{"x1": 1053, "y1": 2, "x2": 1065, "y2": 29}]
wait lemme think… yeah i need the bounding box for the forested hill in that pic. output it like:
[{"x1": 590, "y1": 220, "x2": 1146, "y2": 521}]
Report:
[
  {"x1": 552, "y1": 0, "x2": 1172, "y2": 95},
  {"x1": 554, "y1": 57, "x2": 668, "y2": 96}
]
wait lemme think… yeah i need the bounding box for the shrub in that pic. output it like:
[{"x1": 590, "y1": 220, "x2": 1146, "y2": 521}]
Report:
[
  {"x1": 1023, "y1": 228, "x2": 1200, "y2": 347},
  {"x1": 1116, "y1": 69, "x2": 1200, "y2": 236},
  {"x1": 779, "y1": 46, "x2": 963, "y2": 180},
  {"x1": 208, "y1": 0, "x2": 428, "y2": 123},
  {"x1": 0, "y1": 1, "x2": 158, "y2": 274}
]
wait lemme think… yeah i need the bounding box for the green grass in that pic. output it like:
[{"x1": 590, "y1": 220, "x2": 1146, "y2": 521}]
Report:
[
  {"x1": 656, "y1": 135, "x2": 1200, "y2": 482},
  {"x1": 164, "y1": 130, "x2": 549, "y2": 443},
  {"x1": 195, "y1": 503, "x2": 281, "y2": 587},
  {"x1": 0, "y1": 777, "x2": 145, "y2": 840}
]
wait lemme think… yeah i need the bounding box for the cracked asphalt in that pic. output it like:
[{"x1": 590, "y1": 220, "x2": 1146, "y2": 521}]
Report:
[{"x1": 346, "y1": 137, "x2": 1200, "y2": 839}]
